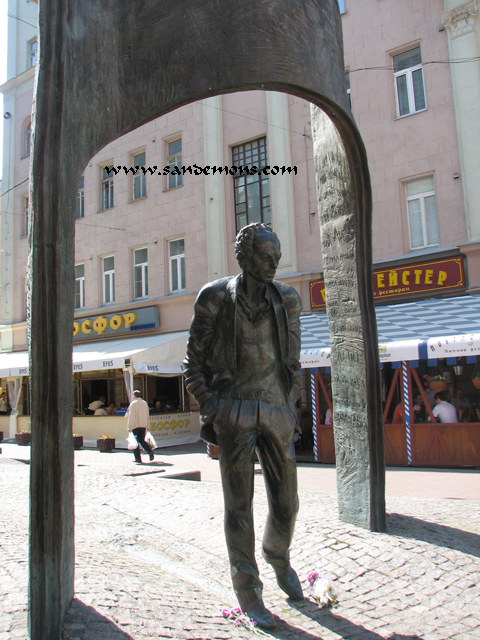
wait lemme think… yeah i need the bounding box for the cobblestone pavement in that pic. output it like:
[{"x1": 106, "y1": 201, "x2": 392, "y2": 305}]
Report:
[{"x1": 1, "y1": 456, "x2": 479, "y2": 639}]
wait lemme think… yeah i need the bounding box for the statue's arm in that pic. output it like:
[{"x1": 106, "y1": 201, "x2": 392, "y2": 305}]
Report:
[{"x1": 183, "y1": 284, "x2": 222, "y2": 411}]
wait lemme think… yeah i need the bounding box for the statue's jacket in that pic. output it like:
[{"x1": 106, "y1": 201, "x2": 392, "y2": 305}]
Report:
[{"x1": 184, "y1": 274, "x2": 302, "y2": 443}]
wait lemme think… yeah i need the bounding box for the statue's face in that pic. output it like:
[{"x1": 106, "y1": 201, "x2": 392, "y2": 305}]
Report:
[{"x1": 245, "y1": 231, "x2": 281, "y2": 283}]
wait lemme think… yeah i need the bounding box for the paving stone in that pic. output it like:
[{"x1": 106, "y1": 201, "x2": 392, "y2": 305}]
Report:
[{"x1": 1, "y1": 456, "x2": 480, "y2": 639}]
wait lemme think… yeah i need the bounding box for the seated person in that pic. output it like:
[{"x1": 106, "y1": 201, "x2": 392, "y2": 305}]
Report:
[
  {"x1": 115, "y1": 402, "x2": 128, "y2": 416},
  {"x1": 429, "y1": 391, "x2": 458, "y2": 423},
  {"x1": 86, "y1": 396, "x2": 106, "y2": 415},
  {"x1": 164, "y1": 401, "x2": 177, "y2": 413},
  {"x1": 392, "y1": 398, "x2": 424, "y2": 424},
  {"x1": 451, "y1": 389, "x2": 472, "y2": 413},
  {"x1": 391, "y1": 401, "x2": 404, "y2": 424},
  {"x1": 413, "y1": 393, "x2": 426, "y2": 422},
  {"x1": 149, "y1": 400, "x2": 165, "y2": 414},
  {"x1": 106, "y1": 402, "x2": 116, "y2": 415},
  {"x1": 324, "y1": 407, "x2": 332, "y2": 425},
  {"x1": 94, "y1": 402, "x2": 108, "y2": 416}
]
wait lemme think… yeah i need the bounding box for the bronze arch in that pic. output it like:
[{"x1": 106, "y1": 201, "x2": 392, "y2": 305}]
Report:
[{"x1": 28, "y1": 0, "x2": 385, "y2": 636}]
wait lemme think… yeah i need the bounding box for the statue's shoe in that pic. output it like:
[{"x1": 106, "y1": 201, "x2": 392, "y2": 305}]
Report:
[
  {"x1": 236, "y1": 591, "x2": 276, "y2": 630},
  {"x1": 276, "y1": 566, "x2": 304, "y2": 601}
]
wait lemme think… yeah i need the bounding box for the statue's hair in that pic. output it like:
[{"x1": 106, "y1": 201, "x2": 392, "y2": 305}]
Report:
[{"x1": 235, "y1": 223, "x2": 278, "y2": 268}]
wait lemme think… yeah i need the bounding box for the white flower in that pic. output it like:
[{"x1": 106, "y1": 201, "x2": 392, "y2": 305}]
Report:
[{"x1": 308, "y1": 572, "x2": 338, "y2": 608}]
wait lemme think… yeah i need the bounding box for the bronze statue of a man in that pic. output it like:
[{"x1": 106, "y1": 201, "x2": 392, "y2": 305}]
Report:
[{"x1": 184, "y1": 222, "x2": 303, "y2": 629}]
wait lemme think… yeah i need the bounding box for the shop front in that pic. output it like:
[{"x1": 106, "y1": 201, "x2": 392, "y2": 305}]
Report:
[
  {"x1": 0, "y1": 328, "x2": 202, "y2": 448},
  {"x1": 301, "y1": 294, "x2": 480, "y2": 468}
]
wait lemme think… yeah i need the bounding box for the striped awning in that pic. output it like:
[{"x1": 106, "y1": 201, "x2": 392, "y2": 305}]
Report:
[{"x1": 300, "y1": 295, "x2": 480, "y2": 367}]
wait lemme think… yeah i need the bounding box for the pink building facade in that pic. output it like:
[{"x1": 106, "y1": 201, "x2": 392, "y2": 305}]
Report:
[{"x1": 1, "y1": 0, "x2": 479, "y2": 421}]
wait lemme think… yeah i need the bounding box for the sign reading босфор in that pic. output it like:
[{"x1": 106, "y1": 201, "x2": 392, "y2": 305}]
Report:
[{"x1": 73, "y1": 306, "x2": 159, "y2": 339}]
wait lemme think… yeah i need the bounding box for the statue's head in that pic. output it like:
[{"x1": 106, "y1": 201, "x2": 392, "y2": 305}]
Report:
[{"x1": 235, "y1": 223, "x2": 281, "y2": 283}]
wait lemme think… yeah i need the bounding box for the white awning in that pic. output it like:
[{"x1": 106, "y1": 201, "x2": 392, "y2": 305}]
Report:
[{"x1": 0, "y1": 331, "x2": 189, "y2": 377}]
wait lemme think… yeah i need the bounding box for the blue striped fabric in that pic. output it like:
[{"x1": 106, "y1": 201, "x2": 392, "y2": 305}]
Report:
[{"x1": 300, "y1": 295, "x2": 480, "y2": 350}]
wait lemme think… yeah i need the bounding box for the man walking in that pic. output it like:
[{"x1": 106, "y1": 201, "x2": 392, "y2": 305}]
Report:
[
  {"x1": 184, "y1": 223, "x2": 303, "y2": 630},
  {"x1": 127, "y1": 390, "x2": 154, "y2": 463}
]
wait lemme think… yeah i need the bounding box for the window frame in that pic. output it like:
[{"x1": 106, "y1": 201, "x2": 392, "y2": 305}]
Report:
[
  {"x1": 169, "y1": 238, "x2": 186, "y2": 293},
  {"x1": 23, "y1": 119, "x2": 31, "y2": 159},
  {"x1": 134, "y1": 247, "x2": 148, "y2": 299},
  {"x1": 405, "y1": 177, "x2": 439, "y2": 250},
  {"x1": 232, "y1": 137, "x2": 270, "y2": 233},
  {"x1": 75, "y1": 263, "x2": 85, "y2": 310},
  {"x1": 22, "y1": 196, "x2": 29, "y2": 238},
  {"x1": 132, "y1": 150, "x2": 147, "y2": 200},
  {"x1": 28, "y1": 39, "x2": 37, "y2": 68},
  {"x1": 76, "y1": 175, "x2": 85, "y2": 219},
  {"x1": 393, "y1": 47, "x2": 427, "y2": 119},
  {"x1": 102, "y1": 255, "x2": 115, "y2": 305},
  {"x1": 166, "y1": 138, "x2": 182, "y2": 190},
  {"x1": 101, "y1": 164, "x2": 114, "y2": 211}
]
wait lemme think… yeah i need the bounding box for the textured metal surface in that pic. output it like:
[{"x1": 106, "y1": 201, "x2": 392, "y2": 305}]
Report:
[{"x1": 28, "y1": 0, "x2": 383, "y2": 636}]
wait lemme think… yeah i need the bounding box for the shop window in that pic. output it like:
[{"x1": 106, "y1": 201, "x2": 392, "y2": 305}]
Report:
[
  {"x1": 103, "y1": 256, "x2": 115, "y2": 304},
  {"x1": 167, "y1": 138, "x2": 182, "y2": 189},
  {"x1": 102, "y1": 164, "x2": 114, "y2": 210},
  {"x1": 393, "y1": 46, "x2": 426, "y2": 118},
  {"x1": 133, "y1": 151, "x2": 146, "y2": 200},
  {"x1": 406, "y1": 176, "x2": 439, "y2": 249},
  {"x1": 232, "y1": 137, "x2": 270, "y2": 233},
  {"x1": 75, "y1": 264, "x2": 85, "y2": 309},
  {"x1": 76, "y1": 175, "x2": 85, "y2": 219},
  {"x1": 134, "y1": 247, "x2": 148, "y2": 299},
  {"x1": 169, "y1": 238, "x2": 185, "y2": 292}
]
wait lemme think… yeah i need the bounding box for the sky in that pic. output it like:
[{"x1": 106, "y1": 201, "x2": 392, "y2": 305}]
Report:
[{"x1": 0, "y1": 0, "x2": 9, "y2": 181}]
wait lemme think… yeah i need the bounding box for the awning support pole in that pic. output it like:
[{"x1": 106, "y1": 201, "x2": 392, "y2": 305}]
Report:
[
  {"x1": 311, "y1": 371, "x2": 318, "y2": 462},
  {"x1": 402, "y1": 362, "x2": 412, "y2": 465}
]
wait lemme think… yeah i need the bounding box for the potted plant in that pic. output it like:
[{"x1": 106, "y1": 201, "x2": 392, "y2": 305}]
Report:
[
  {"x1": 423, "y1": 374, "x2": 447, "y2": 393},
  {"x1": 473, "y1": 373, "x2": 480, "y2": 390},
  {"x1": 73, "y1": 433, "x2": 83, "y2": 450},
  {"x1": 15, "y1": 430, "x2": 32, "y2": 446},
  {"x1": 96, "y1": 434, "x2": 115, "y2": 452}
]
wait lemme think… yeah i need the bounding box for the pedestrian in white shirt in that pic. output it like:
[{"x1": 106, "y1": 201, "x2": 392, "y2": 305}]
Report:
[
  {"x1": 127, "y1": 390, "x2": 154, "y2": 463},
  {"x1": 430, "y1": 391, "x2": 458, "y2": 423}
]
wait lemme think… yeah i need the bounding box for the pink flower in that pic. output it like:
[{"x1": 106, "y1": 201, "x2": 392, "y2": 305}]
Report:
[
  {"x1": 221, "y1": 608, "x2": 230, "y2": 618},
  {"x1": 307, "y1": 570, "x2": 319, "y2": 586}
]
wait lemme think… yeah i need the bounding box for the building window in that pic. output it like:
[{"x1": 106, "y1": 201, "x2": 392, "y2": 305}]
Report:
[
  {"x1": 24, "y1": 120, "x2": 31, "y2": 158},
  {"x1": 338, "y1": 0, "x2": 346, "y2": 13},
  {"x1": 22, "y1": 197, "x2": 29, "y2": 237},
  {"x1": 133, "y1": 151, "x2": 146, "y2": 200},
  {"x1": 232, "y1": 137, "x2": 270, "y2": 232},
  {"x1": 406, "y1": 176, "x2": 439, "y2": 249},
  {"x1": 167, "y1": 138, "x2": 182, "y2": 189},
  {"x1": 103, "y1": 256, "x2": 115, "y2": 304},
  {"x1": 169, "y1": 239, "x2": 185, "y2": 292},
  {"x1": 393, "y1": 46, "x2": 426, "y2": 118},
  {"x1": 76, "y1": 175, "x2": 85, "y2": 219},
  {"x1": 75, "y1": 264, "x2": 85, "y2": 309},
  {"x1": 102, "y1": 165, "x2": 114, "y2": 210},
  {"x1": 134, "y1": 248, "x2": 148, "y2": 299},
  {"x1": 22, "y1": 277, "x2": 27, "y2": 321},
  {"x1": 29, "y1": 40, "x2": 37, "y2": 67}
]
